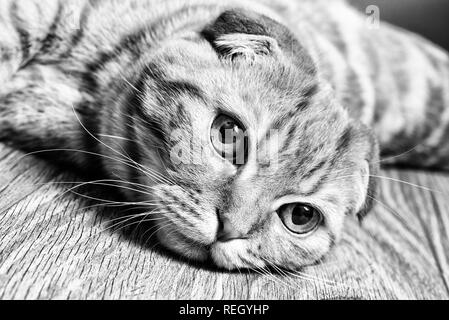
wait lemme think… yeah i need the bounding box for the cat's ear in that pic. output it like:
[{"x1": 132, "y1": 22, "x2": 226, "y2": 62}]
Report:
[
  {"x1": 356, "y1": 159, "x2": 377, "y2": 221},
  {"x1": 211, "y1": 33, "x2": 280, "y2": 62},
  {"x1": 201, "y1": 9, "x2": 313, "y2": 69},
  {"x1": 352, "y1": 123, "x2": 380, "y2": 221}
]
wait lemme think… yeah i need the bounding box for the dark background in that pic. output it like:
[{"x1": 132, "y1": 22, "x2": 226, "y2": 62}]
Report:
[{"x1": 349, "y1": 0, "x2": 449, "y2": 51}]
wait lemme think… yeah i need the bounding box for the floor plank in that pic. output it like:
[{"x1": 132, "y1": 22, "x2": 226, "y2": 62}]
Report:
[{"x1": 0, "y1": 144, "x2": 448, "y2": 299}]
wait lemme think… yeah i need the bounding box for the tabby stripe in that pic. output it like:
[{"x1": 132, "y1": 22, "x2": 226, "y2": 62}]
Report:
[
  {"x1": 421, "y1": 58, "x2": 449, "y2": 167},
  {"x1": 381, "y1": 76, "x2": 446, "y2": 163},
  {"x1": 274, "y1": 84, "x2": 319, "y2": 153},
  {"x1": 342, "y1": 66, "x2": 365, "y2": 120},
  {"x1": 143, "y1": 63, "x2": 204, "y2": 101},
  {"x1": 273, "y1": 82, "x2": 319, "y2": 131},
  {"x1": 415, "y1": 38, "x2": 448, "y2": 71},
  {"x1": 75, "y1": 100, "x2": 102, "y2": 170},
  {"x1": 124, "y1": 96, "x2": 143, "y2": 188},
  {"x1": 327, "y1": 11, "x2": 348, "y2": 58},
  {"x1": 363, "y1": 35, "x2": 385, "y2": 126},
  {"x1": 302, "y1": 160, "x2": 327, "y2": 181},
  {"x1": 421, "y1": 81, "x2": 445, "y2": 145},
  {"x1": 87, "y1": 4, "x2": 219, "y2": 77},
  {"x1": 59, "y1": 1, "x2": 95, "y2": 59},
  {"x1": 327, "y1": 232, "x2": 337, "y2": 250},
  {"x1": 124, "y1": 67, "x2": 197, "y2": 171},
  {"x1": 295, "y1": 83, "x2": 319, "y2": 112},
  {"x1": 81, "y1": 3, "x2": 218, "y2": 98},
  {"x1": 170, "y1": 193, "x2": 202, "y2": 219},
  {"x1": 335, "y1": 126, "x2": 352, "y2": 155},
  {"x1": 9, "y1": 2, "x2": 31, "y2": 62},
  {"x1": 164, "y1": 200, "x2": 201, "y2": 225},
  {"x1": 39, "y1": 2, "x2": 63, "y2": 54},
  {"x1": 301, "y1": 171, "x2": 329, "y2": 197},
  {"x1": 279, "y1": 123, "x2": 297, "y2": 154},
  {"x1": 171, "y1": 212, "x2": 198, "y2": 229},
  {"x1": 247, "y1": 214, "x2": 271, "y2": 236},
  {"x1": 125, "y1": 68, "x2": 169, "y2": 151}
]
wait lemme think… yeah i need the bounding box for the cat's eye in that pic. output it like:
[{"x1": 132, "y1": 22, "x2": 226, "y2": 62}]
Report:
[
  {"x1": 277, "y1": 203, "x2": 322, "y2": 235},
  {"x1": 210, "y1": 115, "x2": 248, "y2": 165}
]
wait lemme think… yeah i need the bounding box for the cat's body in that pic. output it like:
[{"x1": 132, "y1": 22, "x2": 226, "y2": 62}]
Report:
[{"x1": 1, "y1": 0, "x2": 448, "y2": 270}]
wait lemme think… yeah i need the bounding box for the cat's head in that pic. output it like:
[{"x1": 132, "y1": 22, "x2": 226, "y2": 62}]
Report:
[{"x1": 115, "y1": 9, "x2": 379, "y2": 270}]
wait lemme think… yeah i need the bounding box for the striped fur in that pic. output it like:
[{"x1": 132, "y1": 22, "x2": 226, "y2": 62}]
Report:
[{"x1": 0, "y1": 0, "x2": 447, "y2": 271}]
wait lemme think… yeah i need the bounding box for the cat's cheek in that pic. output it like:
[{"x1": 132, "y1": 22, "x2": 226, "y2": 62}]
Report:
[{"x1": 155, "y1": 224, "x2": 209, "y2": 262}]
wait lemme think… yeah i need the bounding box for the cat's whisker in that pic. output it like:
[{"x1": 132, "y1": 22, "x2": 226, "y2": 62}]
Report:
[
  {"x1": 144, "y1": 219, "x2": 174, "y2": 249},
  {"x1": 254, "y1": 257, "x2": 298, "y2": 285},
  {"x1": 285, "y1": 268, "x2": 345, "y2": 288},
  {"x1": 69, "y1": 216, "x2": 167, "y2": 255},
  {"x1": 13, "y1": 84, "x2": 176, "y2": 190},
  {"x1": 53, "y1": 210, "x2": 167, "y2": 255},
  {"x1": 1, "y1": 178, "x2": 155, "y2": 193},
  {"x1": 69, "y1": 102, "x2": 174, "y2": 186},
  {"x1": 97, "y1": 133, "x2": 135, "y2": 142},
  {"x1": 120, "y1": 75, "x2": 142, "y2": 93},
  {"x1": 254, "y1": 259, "x2": 308, "y2": 291},
  {"x1": 132, "y1": 206, "x2": 167, "y2": 232},
  {"x1": 366, "y1": 195, "x2": 407, "y2": 222},
  {"x1": 105, "y1": 213, "x2": 165, "y2": 234},
  {"x1": 368, "y1": 174, "x2": 441, "y2": 193},
  {"x1": 97, "y1": 115, "x2": 165, "y2": 151},
  {"x1": 51, "y1": 178, "x2": 155, "y2": 197},
  {"x1": 1, "y1": 147, "x2": 166, "y2": 186},
  {"x1": 262, "y1": 254, "x2": 334, "y2": 285},
  {"x1": 68, "y1": 190, "x2": 154, "y2": 207},
  {"x1": 0, "y1": 182, "x2": 155, "y2": 214},
  {"x1": 64, "y1": 180, "x2": 156, "y2": 198},
  {"x1": 32, "y1": 180, "x2": 158, "y2": 209},
  {"x1": 61, "y1": 199, "x2": 162, "y2": 223},
  {"x1": 261, "y1": 256, "x2": 350, "y2": 290},
  {"x1": 331, "y1": 172, "x2": 443, "y2": 195},
  {"x1": 373, "y1": 145, "x2": 420, "y2": 165},
  {"x1": 144, "y1": 213, "x2": 200, "y2": 251}
]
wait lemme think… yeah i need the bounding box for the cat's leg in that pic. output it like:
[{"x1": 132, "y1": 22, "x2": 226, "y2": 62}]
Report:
[
  {"x1": 0, "y1": 64, "x2": 96, "y2": 169},
  {"x1": 371, "y1": 34, "x2": 449, "y2": 171},
  {"x1": 302, "y1": 2, "x2": 449, "y2": 170},
  {"x1": 0, "y1": 0, "x2": 63, "y2": 87},
  {"x1": 0, "y1": 0, "x2": 96, "y2": 169}
]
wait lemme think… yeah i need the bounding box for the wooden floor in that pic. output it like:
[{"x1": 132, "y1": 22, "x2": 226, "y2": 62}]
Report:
[{"x1": 0, "y1": 143, "x2": 448, "y2": 300}]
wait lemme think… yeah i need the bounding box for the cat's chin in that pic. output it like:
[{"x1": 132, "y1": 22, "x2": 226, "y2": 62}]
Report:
[{"x1": 209, "y1": 241, "x2": 266, "y2": 271}]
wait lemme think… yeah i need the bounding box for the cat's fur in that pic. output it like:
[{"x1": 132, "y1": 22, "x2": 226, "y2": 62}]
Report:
[{"x1": 0, "y1": 0, "x2": 448, "y2": 270}]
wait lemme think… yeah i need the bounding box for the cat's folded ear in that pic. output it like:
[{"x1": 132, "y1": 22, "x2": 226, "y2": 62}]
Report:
[
  {"x1": 350, "y1": 122, "x2": 380, "y2": 222},
  {"x1": 201, "y1": 9, "x2": 314, "y2": 70}
]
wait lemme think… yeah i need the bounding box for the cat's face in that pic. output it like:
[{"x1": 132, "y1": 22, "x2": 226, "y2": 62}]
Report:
[{"x1": 129, "y1": 10, "x2": 379, "y2": 270}]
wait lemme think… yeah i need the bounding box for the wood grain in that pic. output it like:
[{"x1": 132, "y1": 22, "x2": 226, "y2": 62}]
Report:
[{"x1": 0, "y1": 143, "x2": 448, "y2": 300}]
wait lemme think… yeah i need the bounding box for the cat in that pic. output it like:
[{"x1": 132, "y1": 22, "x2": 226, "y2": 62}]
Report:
[{"x1": 0, "y1": 0, "x2": 448, "y2": 271}]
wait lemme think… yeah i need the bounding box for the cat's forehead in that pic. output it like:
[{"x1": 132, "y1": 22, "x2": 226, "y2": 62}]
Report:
[
  {"x1": 155, "y1": 38, "x2": 312, "y2": 98},
  {"x1": 158, "y1": 50, "x2": 321, "y2": 117}
]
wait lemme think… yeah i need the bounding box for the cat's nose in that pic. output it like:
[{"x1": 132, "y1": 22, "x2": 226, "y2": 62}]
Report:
[{"x1": 216, "y1": 216, "x2": 245, "y2": 242}]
